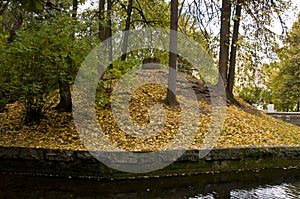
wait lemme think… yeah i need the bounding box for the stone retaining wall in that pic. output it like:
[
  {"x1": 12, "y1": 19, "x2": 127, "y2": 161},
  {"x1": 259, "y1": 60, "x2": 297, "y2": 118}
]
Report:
[
  {"x1": 0, "y1": 146, "x2": 299, "y2": 180},
  {"x1": 266, "y1": 112, "x2": 300, "y2": 127}
]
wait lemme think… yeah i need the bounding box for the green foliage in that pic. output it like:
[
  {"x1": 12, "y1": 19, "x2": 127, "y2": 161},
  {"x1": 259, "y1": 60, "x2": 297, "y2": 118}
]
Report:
[
  {"x1": 0, "y1": 10, "x2": 91, "y2": 122},
  {"x1": 0, "y1": 0, "x2": 215, "y2": 122},
  {"x1": 238, "y1": 86, "x2": 272, "y2": 108},
  {"x1": 266, "y1": 13, "x2": 300, "y2": 111},
  {"x1": 110, "y1": 59, "x2": 141, "y2": 77},
  {"x1": 95, "y1": 59, "x2": 142, "y2": 109},
  {"x1": 95, "y1": 91, "x2": 112, "y2": 109},
  {"x1": 130, "y1": 0, "x2": 170, "y2": 28},
  {"x1": 233, "y1": 0, "x2": 293, "y2": 101},
  {"x1": 12, "y1": 0, "x2": 45, "y2": 12},
  {"x1": 12, "y1": 0, "x2": 86, "y2": 13}
]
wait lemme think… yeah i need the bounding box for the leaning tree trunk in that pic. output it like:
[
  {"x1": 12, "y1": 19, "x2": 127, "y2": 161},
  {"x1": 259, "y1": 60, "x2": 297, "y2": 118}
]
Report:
[
  {"x1": 166, "y1": 0, "x2": 179, "y2": 106},
  {"x1": 227, "y1": 0, "x2": 243, "y2": 105}
]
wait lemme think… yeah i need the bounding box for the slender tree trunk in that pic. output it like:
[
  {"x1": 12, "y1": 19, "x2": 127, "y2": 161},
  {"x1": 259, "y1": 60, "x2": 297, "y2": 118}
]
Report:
[
  {"x1": 227, "y1": 0, "x2": 243, "y2": 104},
  {"x1": 98, "y1": 0, "x2": 113, "y2": 70},
  {"x1": 121, "y1": 0, "x2": 133, "y2": 61},
  {"x1": 99, "y1": 0, "x2": 106, "y2": 42},
  {"x1": 55, "y1": 0, "x2": 78, "y2": 112},
  {"x1": 98, "y1": 0, "x2": 106, "y2": 79},
  {"x1": 107, "y1": 0, "x2": 113, "y2": 69},
  {"x1": 166, "y1": 0, "x2": 179, "y2": 106},
  {"x1": 72, "y1": 0, "x2": 78, "y2": 19},
  {"x1": 218, "y1": 0, "x2": 231, "y2": 88}
]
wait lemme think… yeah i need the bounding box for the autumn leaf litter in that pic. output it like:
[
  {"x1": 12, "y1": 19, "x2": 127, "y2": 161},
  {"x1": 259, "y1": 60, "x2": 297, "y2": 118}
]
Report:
[{"x1": 0, "y1": 70, "x2": 299, "y2": 151}]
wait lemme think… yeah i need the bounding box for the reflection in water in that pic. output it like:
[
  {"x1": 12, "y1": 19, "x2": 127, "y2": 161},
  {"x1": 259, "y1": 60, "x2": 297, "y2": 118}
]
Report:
[
  {"x1": 0, "y1": 168, "x2": 299, "y2": 198},
  {"x1": 190, "y1": 193, "x2": 216, "y2": 199},
  {"x1": 191, "y1": 183, "x2": 300, "y2": 199},
  {"x1": 230, "y1": 183, "x2": 300, "y2": 199}
]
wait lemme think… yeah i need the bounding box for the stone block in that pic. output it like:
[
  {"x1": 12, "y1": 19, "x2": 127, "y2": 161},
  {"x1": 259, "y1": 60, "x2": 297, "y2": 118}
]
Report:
[
  {"x1": 76, "y1": 150, "x2": 98, "y2": 162},
  {"x1": 205, "y1": 148, "x2": 241, "y2": 161},
  {"x1": 45, "y1": 149, "x2": 75, "y2": 162},
  {"x1": 178, "y1": 150, "x2": 200, "y2": 162},
  {"x1": 0, "y1": 147, "x2": 43, "y2": 160}
]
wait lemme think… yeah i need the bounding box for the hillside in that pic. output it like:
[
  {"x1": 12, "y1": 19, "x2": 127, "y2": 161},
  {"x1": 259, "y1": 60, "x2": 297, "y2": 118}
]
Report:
[{"x1": 0, "y1": 70, "x2": 299, "y2": 151}]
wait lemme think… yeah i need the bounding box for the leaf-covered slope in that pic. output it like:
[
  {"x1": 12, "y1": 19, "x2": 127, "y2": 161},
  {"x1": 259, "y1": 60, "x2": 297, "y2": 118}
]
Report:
[
  {"x1": 0, "y1": 99, "x2": 299, "y2": 151},
  {"x1": 0, "y1": 70, "x2": 299, "y2": 150}
]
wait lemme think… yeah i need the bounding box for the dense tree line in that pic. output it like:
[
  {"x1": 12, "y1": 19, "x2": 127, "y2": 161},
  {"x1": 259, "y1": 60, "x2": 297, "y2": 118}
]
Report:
[{"x1": 0, "y1": 0, "x2": 296, "y2": 125}]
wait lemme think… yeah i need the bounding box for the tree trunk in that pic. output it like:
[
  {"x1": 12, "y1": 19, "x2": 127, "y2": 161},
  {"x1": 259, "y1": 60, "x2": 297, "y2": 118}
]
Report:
[
  {"x1": 56, "y1": 79, "x2": 72, "y2": 112},
  {"x1": 0, "y1": 97, "x2": 6, "y2": 113},
  {"x1": 107, "y1": 0, "x2": 113, "y2": 69},
  {"x1": 98, "y1": 0, "x2": 113, "y2": 70},
  {"x1": 166, "y1": 0, "x2": 179, "y2": 106},
  {"x1": 72, "y1": 0, "x2": 78, "y2": 19},
  {"x1": 7, "y1": 3, "x2": 23, "y2": 43},
  {"x1": 99, "y1": 0, "x2": 106, "y2": 42},
  {"x1": 121, "y1": 0, "x2": 133, "y2": 61},
  {"x1": 24, "y1": 97, "x2": 43, "y2": 124},
  {"x1": 218, "y1": 0, "x2": 231, "y2": 88},
  {"x1": 55, "y1": 0, "x2": 78, "y2": 112},
  {"x1": 227, "y1": 0, "x2": 242, "y2": 104}
]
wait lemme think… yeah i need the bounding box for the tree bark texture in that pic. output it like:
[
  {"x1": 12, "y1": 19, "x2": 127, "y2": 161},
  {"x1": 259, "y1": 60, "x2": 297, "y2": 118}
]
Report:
[
  {"x1": 121, "y1": 0, "x2": 133, "y2": 61},
  {"x1": 227, "y1": 0, "x2": 243, "y2": 104},
  {"x1": 218, "y1": 0, "x2": 231, "y2": 87},
  {"x1": 166, "y1": 0, "x2": 179, "y2": 106}
]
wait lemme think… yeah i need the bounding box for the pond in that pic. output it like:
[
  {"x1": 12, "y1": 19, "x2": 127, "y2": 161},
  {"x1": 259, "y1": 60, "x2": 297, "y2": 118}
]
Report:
[{"x1": 0, "y1": 168, "x2": 299, "y2": 198}]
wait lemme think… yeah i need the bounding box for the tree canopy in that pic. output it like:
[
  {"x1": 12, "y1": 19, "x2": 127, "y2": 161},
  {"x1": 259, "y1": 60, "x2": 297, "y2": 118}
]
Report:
[
  {"x1": 0, "y1": 0, "x2": 298, "y2": 125},
  {"x1": 267, "y1": 13, "x2": 300, "y2": 111}
]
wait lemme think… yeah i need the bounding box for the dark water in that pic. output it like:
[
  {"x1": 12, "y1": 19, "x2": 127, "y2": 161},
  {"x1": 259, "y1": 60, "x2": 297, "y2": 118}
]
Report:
[{"x1": 0, "y1": 168, "x2": 299, "y2": 198}]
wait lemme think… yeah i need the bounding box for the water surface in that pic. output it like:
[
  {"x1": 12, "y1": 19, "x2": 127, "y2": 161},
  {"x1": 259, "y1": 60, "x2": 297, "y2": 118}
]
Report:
[{"x1": 1, "y1": 168, "x2": 299, "y2": 198}]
